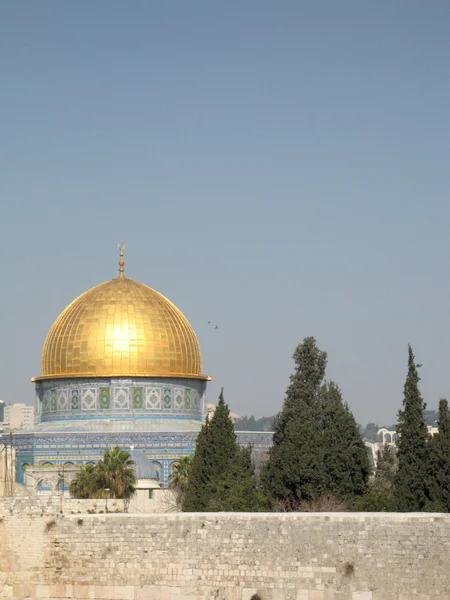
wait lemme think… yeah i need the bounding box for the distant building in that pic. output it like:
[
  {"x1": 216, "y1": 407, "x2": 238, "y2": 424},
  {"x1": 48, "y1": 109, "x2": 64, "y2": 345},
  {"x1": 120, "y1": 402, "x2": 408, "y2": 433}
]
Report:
[
  {"x1": 3, "y1": 404, "x2": 35, "y2": 430},
  {"x1": 207, "y1": 403, "x2": 241, "y2": 423}
]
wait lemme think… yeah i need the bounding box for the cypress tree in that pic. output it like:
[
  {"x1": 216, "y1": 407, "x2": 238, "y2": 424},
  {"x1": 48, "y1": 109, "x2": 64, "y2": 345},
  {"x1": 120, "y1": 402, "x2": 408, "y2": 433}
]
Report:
[
  {"x1": 181, "y1": 417, "x2": 212, "y2": 511},
  {"x1": 209, "y1": 445, "x2": 267, "y2": 511},
  {"x1": 262, "y1": 337, "x2": 327, "y2": 504},
  {"x1": 183, "y1": 390, "x2": 264, "y2": 511},
  {"x1": 429, "y1": 399, "x2": 450, "y2": 511},
  {"x1": 320, "y1": 382, "x2": 370, "y2": 499},
  {"x1": 394, "y1": 345, "x2": 431, "y2": 511}
]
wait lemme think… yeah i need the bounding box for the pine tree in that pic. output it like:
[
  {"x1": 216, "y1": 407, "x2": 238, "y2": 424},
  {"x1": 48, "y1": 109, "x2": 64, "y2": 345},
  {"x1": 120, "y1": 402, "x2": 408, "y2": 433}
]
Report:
[
  {"x1": 394, "y1": 345, "x2": 431, "y2": 511},
  {"x1": 262, "y1": 337, "x2": 327, "y2": 504},
  {"x1": 429, "y1": 399, "x2": 450, "y2": 511},
  {"x1": 320, "y1": 382, "x2": 370, "y2": 499},
  {"x1": 183, "y1": 390, "x2": 264, "y2": 511}
]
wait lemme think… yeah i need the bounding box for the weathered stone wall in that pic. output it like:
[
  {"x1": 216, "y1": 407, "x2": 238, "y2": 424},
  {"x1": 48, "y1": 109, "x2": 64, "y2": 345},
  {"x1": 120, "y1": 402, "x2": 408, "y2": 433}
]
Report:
[
  {"x1": 0, "y1": 502, "x2": 449, "y2": 600},
  {"x1": 0, "y1": 497, "x2": 125, "y2": 515}
]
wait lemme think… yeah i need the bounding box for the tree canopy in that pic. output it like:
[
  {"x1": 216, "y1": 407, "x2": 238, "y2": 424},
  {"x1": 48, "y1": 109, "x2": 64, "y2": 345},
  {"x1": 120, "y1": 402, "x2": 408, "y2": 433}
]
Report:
[
  {"x1": 69, "y1": 446, "x2": 136, "y2": 500},
  {"x1": 183, "y1": 390, "x2": 266, "y2": 512},
  {"x1": 394, "y1": 345, "x2": 431, "y2": 511},
  {"x1": 262, "y1": 337, "x2": 369, "y2": 508},
  {"x1": 428, "y1": 399, "x2": 450, "y2": 511}
]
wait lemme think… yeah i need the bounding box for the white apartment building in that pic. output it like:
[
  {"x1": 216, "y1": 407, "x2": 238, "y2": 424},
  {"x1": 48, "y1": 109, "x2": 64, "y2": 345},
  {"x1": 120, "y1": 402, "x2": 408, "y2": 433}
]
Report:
[{"x1": 3, "y1": 403, "x2": 35, "y2": 430}]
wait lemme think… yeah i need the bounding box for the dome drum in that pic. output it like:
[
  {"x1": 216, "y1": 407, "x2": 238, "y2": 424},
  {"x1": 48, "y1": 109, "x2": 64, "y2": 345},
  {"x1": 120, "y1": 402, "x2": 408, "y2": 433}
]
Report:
[{"x1": 35, "y1": 376, "x2": 207, "y2": 423}]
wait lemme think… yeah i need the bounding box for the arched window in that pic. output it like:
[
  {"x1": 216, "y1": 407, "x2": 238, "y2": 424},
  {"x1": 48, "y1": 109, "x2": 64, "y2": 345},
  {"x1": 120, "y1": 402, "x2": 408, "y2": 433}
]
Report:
[
  {"x1": 37, "y1": 479, "x2": 52, "y2": 495},
  {"x1": 152, "y1": 461, "x2": 162, "y2": 481}
]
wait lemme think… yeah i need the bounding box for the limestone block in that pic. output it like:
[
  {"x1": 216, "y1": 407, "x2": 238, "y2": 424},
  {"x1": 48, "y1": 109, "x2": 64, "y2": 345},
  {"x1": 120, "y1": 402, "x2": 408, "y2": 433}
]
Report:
[
  {"x1": 0, "y1": 584, "x2": 12, "y2": 599},
  {"x1": 137, "y1": 587, "x2": 169, "y2": 600},
  {"x1": 114, "y1": 586, "x2": 135, "y2": 600},
  {"x1": 35, "y1": 585, "x2": 50, "y2": 599},
  {"x1": 49, "y1": 584, "x2": 67, "y2": 598},
  {"x1": 94, "y1": 586, "x2": 116, "y2": 599}
]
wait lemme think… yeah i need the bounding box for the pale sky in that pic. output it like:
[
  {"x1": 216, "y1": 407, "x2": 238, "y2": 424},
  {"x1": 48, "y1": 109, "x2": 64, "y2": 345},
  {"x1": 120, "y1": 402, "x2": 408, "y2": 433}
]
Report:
[{"x1": 0, "y1": 1, "x2": 449, "y2": 426}]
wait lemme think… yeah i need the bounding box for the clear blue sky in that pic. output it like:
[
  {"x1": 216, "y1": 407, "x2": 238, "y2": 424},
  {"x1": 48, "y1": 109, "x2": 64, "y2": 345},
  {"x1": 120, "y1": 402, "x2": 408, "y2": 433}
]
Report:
[{"x1": 1, "y1": 1, "x2": 448, "y2": 426}]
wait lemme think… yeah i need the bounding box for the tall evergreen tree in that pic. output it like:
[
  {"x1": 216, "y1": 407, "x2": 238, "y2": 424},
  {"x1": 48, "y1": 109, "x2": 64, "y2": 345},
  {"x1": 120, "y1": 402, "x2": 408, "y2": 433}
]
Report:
[
  {"x1": 394, "y1": 345, "x2": 431, "y2": 511},
  {"x1": 208, "y1": 446, "x2": 267, "y2": 511},
  {"x1": 429, "y1": 399, "x2": 450, "y2": 511},
  {"x1": 183, "y1": 390, "x2": 264, "y2": 511},
  {"x1": 262, "y1": 337, "x2": 328, "y2": 504},
  {"x1": 320, "y1": 382, "x2": 370, "y2": 499},
  {"x1": 263, "y1": 337, "x2": 370, "y2": 508}
]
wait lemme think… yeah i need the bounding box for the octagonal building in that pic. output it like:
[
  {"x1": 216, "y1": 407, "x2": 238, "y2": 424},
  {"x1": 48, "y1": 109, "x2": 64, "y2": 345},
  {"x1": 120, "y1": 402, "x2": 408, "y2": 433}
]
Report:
[{"x1": 10, "y1": 249, "x2": 210, "y2": 487}]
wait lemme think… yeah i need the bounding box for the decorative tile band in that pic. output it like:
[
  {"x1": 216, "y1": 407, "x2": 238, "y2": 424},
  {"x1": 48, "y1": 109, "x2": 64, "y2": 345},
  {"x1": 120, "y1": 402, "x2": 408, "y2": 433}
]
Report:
[{"x1": 36, "y1": 377, "x2": 207, "y2": 422}]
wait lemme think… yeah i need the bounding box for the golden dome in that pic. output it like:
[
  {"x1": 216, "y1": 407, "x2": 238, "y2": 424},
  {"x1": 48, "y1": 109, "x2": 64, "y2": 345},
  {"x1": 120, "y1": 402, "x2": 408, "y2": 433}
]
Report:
[{"x1": 34, "y1": 272, "x2": 208, "y2": 381}]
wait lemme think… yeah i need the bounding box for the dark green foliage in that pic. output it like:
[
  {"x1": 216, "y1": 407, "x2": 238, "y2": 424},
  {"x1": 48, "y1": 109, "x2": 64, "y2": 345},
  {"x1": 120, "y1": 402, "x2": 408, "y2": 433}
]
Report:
[
  {"x1": 69, "y1": 447, "x2": 136, "y2": 499},
  {"x1": 208, "y1": 446, "x2": 267, "y2": 512},
  {"x1": 69, "y1": 464, "x2": 100, "y2": 499},
  {"x1": 428, "y1": 399, "x2": 450, "y2": 511},
  {"x1": 262, "y1": 338, "x2": 327, "y2": 503},
  {"x1": 320, "y1": 382, "x2": 370, "y2": 498},
  {"x1": 183, "y1": 390, "x2": 265, "y2": 512},
  {"x1": 351, "y1": 484, "x2": 396, "y2": 512},
  {"x1": 262, "y1": 337, "x2": 369, "y2": 507},
  {"x1": 394, "y1": 345, "x2": 431, "y2": 511},
  {"x1": 181, "y1": 418, "x2": 213, "y2": 512}
]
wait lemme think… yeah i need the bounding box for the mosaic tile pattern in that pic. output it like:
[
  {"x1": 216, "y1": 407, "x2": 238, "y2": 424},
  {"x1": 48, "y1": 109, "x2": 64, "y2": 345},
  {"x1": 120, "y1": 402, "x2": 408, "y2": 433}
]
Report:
[
  {"x1": 57, "y1": 389, "x2": 69, "y2": 411},
  {"x1": 35, "y1": 377, "x2": 206, "y2": 423},
  {"x1": 163, "y1": 388, "x2": 172, "y2": 410},
  {"x1": 145, "y1": 388, "x2": 161, "y2": 410},
  {"x1": 71, "y1": 389, "x2": 79, "y2": 410},
  {"x1": 132, "y1": 387, "x2": 144, "y2": 409},
  {"x1": 184, "y1": 389, "x2": 191, "y2": 410},
  {"x1": 99, "y1": 387, "x2": 110, "y2": 409},
  {"x1": 113, "y1": 387, "x2": 130, "y2": 410},
  {"x1": 81, "y1": 388, "x2": 98, "y2": 411}
]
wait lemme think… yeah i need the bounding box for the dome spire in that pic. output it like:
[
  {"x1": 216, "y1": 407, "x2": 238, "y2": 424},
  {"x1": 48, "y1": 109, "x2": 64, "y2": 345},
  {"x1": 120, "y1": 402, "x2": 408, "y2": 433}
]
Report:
[{"x1": 118, "y1": 243, "x2": 125, "y2": 278}]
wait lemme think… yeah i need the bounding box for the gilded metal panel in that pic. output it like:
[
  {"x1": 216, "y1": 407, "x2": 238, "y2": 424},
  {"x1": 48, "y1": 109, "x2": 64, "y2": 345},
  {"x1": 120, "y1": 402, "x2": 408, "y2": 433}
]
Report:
[{"x1": 36, "y1": 276, "x2": 207, "y2": 380}]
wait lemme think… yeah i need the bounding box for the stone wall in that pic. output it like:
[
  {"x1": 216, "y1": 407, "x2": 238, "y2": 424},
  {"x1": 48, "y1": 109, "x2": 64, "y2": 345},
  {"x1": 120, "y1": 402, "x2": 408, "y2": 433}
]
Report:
[
  {"x1": 0, "y1": 502, "x2": 449, "y2": 600},
  {"x1": 0, "y1": 497, "x2": 125, "y2": 515}
]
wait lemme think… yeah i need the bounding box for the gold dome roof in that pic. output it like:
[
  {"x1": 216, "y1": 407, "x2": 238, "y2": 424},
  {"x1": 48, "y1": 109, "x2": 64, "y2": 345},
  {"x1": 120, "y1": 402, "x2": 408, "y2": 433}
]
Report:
[{"x1": 34, "y1": 262, "x2": 208, "y2": 381}]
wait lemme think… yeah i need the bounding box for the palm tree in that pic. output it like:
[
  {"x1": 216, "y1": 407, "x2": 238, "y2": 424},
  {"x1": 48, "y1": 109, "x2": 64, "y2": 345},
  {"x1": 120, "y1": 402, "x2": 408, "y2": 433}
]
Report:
[
  {"x1": 170, "y1": 455, "x2": 193, "y2": 508},
  {"x1": 69, "y1": 464, "x2": 100, "y2": 499},
  {"x1": 171, "y1": 455, "x2": 193, "y2": 492},
  {"x1": 69, "y1": 448, "x2": 136, "y2": 500},
  {"x1": 96, "y1": 447, "x2": 136, "y2": 499}
]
